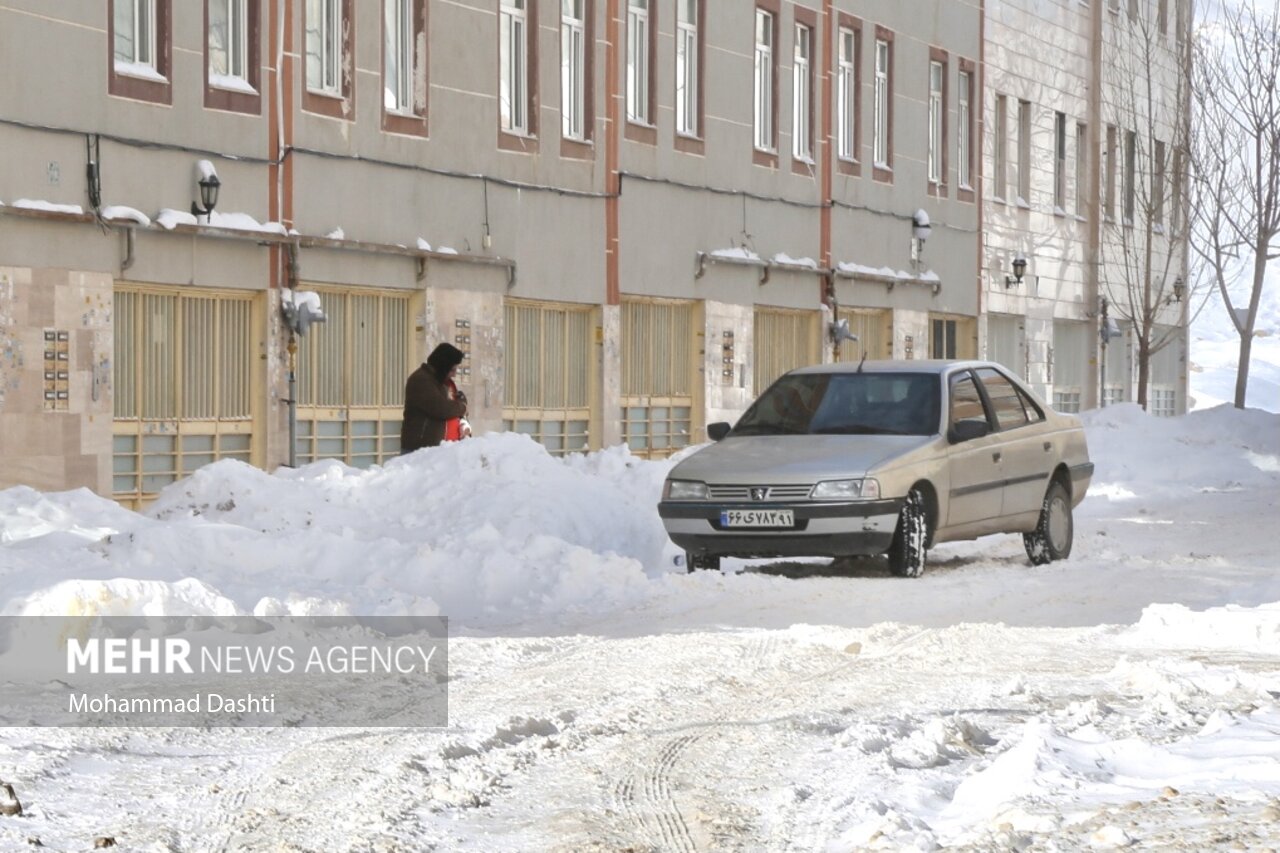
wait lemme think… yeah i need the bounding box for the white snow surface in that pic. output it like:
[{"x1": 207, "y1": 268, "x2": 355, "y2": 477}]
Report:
[
  {"x1": 13, "y1": 199, "x2": 84, "y2": 215},
  {"x1": 1, "y1": 407, "x2": 1279, "y2": 850},
  {"x1": 98, "y1": 205, "x2": 151, "y2": 227}
]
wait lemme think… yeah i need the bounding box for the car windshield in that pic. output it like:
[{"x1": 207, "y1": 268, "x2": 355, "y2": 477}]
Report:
[{"x1": 732, "y1": 372, "x2": 941, "y2": 437}]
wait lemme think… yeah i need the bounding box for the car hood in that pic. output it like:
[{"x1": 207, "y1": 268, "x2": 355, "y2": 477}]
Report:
[{"x1": 669, "y1": 434, "x2": 934, "y2": 484}]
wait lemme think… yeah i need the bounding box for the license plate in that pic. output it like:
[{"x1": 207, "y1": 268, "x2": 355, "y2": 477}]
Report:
[{"x1": 720, "y1": 509, "x2": 795, "y2": 528}]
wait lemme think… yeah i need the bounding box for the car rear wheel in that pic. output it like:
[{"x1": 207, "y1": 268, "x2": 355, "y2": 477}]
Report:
[
  {"x1": 686, "y1": 551, "x2": 722, "y2": 573},
  {"x1": 1023, "y1": 480, "x2": 1073, "y2": 565},
  {"x1": 887, "y1": 489, "x2": 928, "y2": 578}
]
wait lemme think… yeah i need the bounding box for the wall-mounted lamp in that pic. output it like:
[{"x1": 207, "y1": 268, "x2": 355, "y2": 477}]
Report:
[
  {"x1": 191, "y1": 160, "x2": 221, "y2": 220},
  {"x1": 1166, "y1": 276, "x2": 1185, "y2": 305},
  {"x1": 1004, "y1": 253, "x2": 1028, "y2": 288},
  {"x1": 910, "y1": 209, "x2": 932, "y2": 265}
]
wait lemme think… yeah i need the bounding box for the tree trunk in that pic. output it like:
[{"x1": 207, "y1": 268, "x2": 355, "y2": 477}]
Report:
[
  {"x1": 1136, "y1": 339, "x2": 1150, "y2": 409},
  {"x1": 1235, "y1": 328, "x2": 1254, "y2": 409}
]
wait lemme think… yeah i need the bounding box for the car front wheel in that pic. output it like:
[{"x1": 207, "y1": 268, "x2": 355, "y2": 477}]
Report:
[
  {"x1": 1023, "y1": 480, "x2": 1073, "y2": 565},
  {"x1": 887, "y1": 489, "x2": 928, "y2": 578}
]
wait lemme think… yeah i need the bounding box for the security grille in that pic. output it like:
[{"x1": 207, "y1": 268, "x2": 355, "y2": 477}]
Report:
[
  {"x1": 836, "y1": 308, "x2": 891, "y2": 362},
  {"x1": 754, "y1": 307, "x2": 819, "y2": 392},
  {"x1": 295, "y1": 288, "x2": 409, "y2": 467},
  {"x1": 503, "y1": 299, "x2": 593, "y2": 455},
  {"x1": 112, "y1": 287, "x2": 256, "y2": 507},
  {"x1": 621, "y1": 298, "x2": 695, "y2": 458}
]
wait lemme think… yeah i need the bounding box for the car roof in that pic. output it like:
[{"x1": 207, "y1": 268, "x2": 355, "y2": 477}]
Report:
[{"x1": 788, "y1": 359, "x2": 995, "y2": 376}]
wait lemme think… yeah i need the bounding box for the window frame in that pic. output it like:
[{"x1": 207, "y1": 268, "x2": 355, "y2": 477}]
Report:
[
  {"x1": 625, "y1": 0, "x2": 656, "y2": 144},
  {"x1": 753, "y1": 3, "x2": 780, "y2": 166},
  {"x1": 957, "y1": 59, "x2": 975, "y2": 201},
  {"x1": 872, "y1": 27, "x2": 894, "y2": 182},
  {"x1": 1075, "y1": 121, "x2": 1088, "y2": 218},
  {"x1": 560, "y1": 0, "x2": 589, "y2": 145},
  {"x1": 1153, "y1": 138, "x2": 1166, "y2": 230},
  {"x1": 994, "y1": 93, "x2": 1007, "y2": 202},
  {"x1": 1016, "y1": 98, "x2": 1032, "y2": 205},
  {"x1": 499, "y1": 0, "x2": 540, "y2": 151},
  {"x1": 206, "y1": 0, "x2": 261, "y2": 115},
  {"x1": 108, "y1": 0, "x2": 173, "y2": 105},
  {"x1": 1123, "y1": 128, "x2": 1136, "y2": 226},
  {"x1": 835, "y1": 16, "x2": 862, "y2": 175},
  {"x1": 303, "y1": 0, "x2": 354, "y2": 121},
  {"x1": 791, "y1": 11, "x2": 816, "y2": 171},
  {"x1": 927, "y1": 48, "x2": 948, "y2": 195},
  {"x1": 381, "y1": 0, "x2": 428, "y2": 136},
  {"x1": 1104, "y1": 124, "x2": 1117, "y2": 221},
  {"x1": 674, "y1": 0, "x2": 705, "y2": 152},
  {"x1": 1053, "y1": 111, "x2": 1067, "y2": 213}
]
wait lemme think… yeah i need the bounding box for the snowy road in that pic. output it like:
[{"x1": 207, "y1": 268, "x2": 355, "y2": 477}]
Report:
[{"x1": 1, "y1": 403, "x2": 1279, "y2": 850}]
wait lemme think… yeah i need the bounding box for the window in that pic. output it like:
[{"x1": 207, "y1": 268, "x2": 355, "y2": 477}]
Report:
[
  {"x1": 958, "y1": 67, "x2": 973, "y2": 191},
  {"x1": 306, "y1": 0, "x2": 342, "y2": 95},
  {"x1": 504, "y1": 300, "x2": 594, "y2": 455},
  {"x1": 792, "y1": 24, "x2": 813, "y2": 161},
  {"x1": 873, "y1": 36, "x2": 891, "y2": 171},
  {"x1": 627, "y1": 0, "x2": 650, "y2": 124},
  {"x1": 382, "y1": 0, "x2": 427, "y2": 133},
  {"x1": 206, "y1": 0, "x2": 260, "y2": 113},
  {"x1": 1054, "y1": 112, "x2": 1067, "y2": 211},
  {"x1": 1075, "y1": 122, "x2": 1088, "y2": 217},
  {"x1": 621, "y1": 299, "x2": 696, "y2": 458},
  {"x1": 754, "y1": 8, "x2": 776, "y2": 153},
  {"x1": 1171, "y1": 147, "x2": 1183, "y2": 235},
  {"x1": 109, "y1": 0, "x2": 171, "y2": 104},
  {"x1": 1105, "y1": 124, "x2": 1117, "y2": 220},
  {"x1": 977, "y1": 368, "x2": 1035, "y2": 431},
  {"x1": 928, "y1": 59, "x2": 944, "y2": 185},
  {"x1": 500, "y1": 0, "x2": 530, "y2": 134},
  {"x1": 675, "y1": 0, "x2": 700, "y2": 138},
  {"x1": 209, "y1": 0, "x2": 248, "y2": 85},
  {"x1": 932, "y1": 319, "x2": 959, "y2": 359},
  {"x1": 837, "y1": 25, "x2": 859, "y2": 162},
  {"x1": 1051, "y1": 320, "x2": 1088, "y2": 413},
  {"x1": 304, "y1": 0, "x2": 352, "y2": 118},
  {"x1": 1128, "y1": 0, "x2": 1139, "y2": 22},
  {"x1": 1158, "y1": 0, "x2": 1168, "y2": 34},
  {"x1": 295, "y1": 289, "x2": 410, "y2": 468},
  {"x1": 1123, "y1": 129, "x2": 1136, "y2": 225},
  {"x1": 1017, "y1": 99, "x2": 1032, "y2": 204},
  {"x1": 561, "y1": 0, "x2": 586, "y2": 140},
  {"x1": 949, "y1": 373, "x2": 986, "y2": 428},
  {"x1": 1153, "y1": 139, "x2": 1166, "y2": 229},
  {"x1": 994, "y1": 94, "x2": 1008, "y2": 200}
]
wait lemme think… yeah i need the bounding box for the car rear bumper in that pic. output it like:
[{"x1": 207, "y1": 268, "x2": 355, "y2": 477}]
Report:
[{"x1": 658, "y1": 498, "x2": 903, "y2": 558}]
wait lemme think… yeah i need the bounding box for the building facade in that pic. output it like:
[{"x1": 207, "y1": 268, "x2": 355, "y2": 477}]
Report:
[{"x1": 0, "y1": 0, "x2": 1184, "y2": 503}]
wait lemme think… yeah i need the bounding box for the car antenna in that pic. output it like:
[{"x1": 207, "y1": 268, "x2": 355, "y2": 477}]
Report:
[{"x1": 857, "y1": 350, "x2": 867, "y2": 373}]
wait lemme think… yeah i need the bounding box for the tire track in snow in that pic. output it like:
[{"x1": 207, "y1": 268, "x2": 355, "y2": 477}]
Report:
[{"x1": 613, "y1": 732, "x2": 703, "y2": 853}]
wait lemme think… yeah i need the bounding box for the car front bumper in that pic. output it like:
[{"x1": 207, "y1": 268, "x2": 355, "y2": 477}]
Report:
[{"x1": 657, "y1": 498, "x2": 903, "y2": 559}]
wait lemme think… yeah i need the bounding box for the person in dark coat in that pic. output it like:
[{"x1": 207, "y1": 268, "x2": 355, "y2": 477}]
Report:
[{"x1": 401, "y1": 343, "x2": 468, "y2": 453}]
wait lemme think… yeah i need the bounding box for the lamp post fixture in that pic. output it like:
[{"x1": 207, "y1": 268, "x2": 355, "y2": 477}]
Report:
[
  {"x1": 192, "y1": 173, "x2": 221, "y2": 220},
  {"x1": 1004, "y1": 253, "x2": 1027, "y2": 288},
  {"x1": 1166, "y1": 276, "x2": 1185, "y2": 305}
]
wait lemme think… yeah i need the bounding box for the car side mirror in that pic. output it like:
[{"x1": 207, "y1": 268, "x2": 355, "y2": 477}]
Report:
[
  {"x1": 947, "y1": 418, "x2": 990, "y2": 444},
  {"x1": 707, "y1": 422, "x2": 732, "y2": 441}
]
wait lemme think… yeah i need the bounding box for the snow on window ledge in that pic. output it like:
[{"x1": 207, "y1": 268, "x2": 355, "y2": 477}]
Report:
[
  {"x1": 114, "y1": 60, "x2": 167, "y2": 83},
  {"x1": 1016, "y1": 197, "x2": 1031, "y2": 209},
  {"x1": 210, "y1": 73, "x2": 258, "y2": 95}
]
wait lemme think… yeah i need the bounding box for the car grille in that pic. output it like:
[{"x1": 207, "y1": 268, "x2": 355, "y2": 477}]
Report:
[{"x1": 706, "y1": 484, "x2": 814, "y2": 501}]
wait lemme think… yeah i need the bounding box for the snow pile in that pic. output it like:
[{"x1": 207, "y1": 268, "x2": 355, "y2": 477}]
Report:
[
  {"x1": 0, "y1": 435, "x2": 677, "y2": 627},
  {"x1": 99, "y1": 205, "x2": 151, "y2": 226}
]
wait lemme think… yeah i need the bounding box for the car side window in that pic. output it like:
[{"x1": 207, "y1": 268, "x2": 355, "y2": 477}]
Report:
[
  {"x1": 976, "y1": 368, "x2": 1030, "y2": 431},
  {"x1": 1015, "y1": 384, "x2": 1045, "y2": 422},
  {"x1": 949, "y1": 373, "x2": 989, "y2": 429}
]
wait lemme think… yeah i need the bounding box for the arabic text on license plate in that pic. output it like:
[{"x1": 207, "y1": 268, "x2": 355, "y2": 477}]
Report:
[{"x1": 720, "y1": 509, "x2": 795, "y2": 528}]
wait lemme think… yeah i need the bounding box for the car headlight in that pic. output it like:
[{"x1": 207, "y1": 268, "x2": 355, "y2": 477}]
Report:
[
  {"x1": 664, "y1": 479, "x2": 710, "y2": 501},
  {"x1": 811, "y1": 478, "x2": 880, "y2": 500}
]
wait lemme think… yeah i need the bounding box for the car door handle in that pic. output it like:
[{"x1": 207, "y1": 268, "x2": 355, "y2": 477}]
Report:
[
  {"x1": 1043, "y1": 442, "x2": 1052, "y2": 452},
  {"x1": 992, "y1": 451, "x2": 1002, "y2": 463}
]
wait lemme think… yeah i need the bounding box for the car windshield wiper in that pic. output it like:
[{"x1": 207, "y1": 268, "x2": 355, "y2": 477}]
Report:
[
  {"x1": 811, "y1": 423, "x2": 909, "y2": 435},
  {"x1": 731, "y1": 423, "x2": 808, "y2": 436}
]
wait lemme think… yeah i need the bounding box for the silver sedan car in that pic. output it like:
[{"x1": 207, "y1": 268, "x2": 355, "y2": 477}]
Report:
[{"x1": 658, "y1": 360, "x2": 1093, "y2": 576}]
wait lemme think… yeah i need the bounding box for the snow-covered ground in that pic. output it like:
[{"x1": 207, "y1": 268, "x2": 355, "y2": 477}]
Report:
[
  {"x1": 1189, "y1": 270, "x2": 1280, "y2": 413},
  {"x1": 1, "y1": 398, "x2": 1279, "y2": 850}
]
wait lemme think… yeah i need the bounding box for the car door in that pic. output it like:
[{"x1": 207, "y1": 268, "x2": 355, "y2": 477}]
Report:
[
  {"x1": 973, "y1": 367, "x2": 1049, "y2": 520},
  {"x1": 943, "y1": 370, "x2": 1005, "y2": 529}
]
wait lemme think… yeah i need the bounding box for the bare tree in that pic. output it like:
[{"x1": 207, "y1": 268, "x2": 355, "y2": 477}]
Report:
[
  {"x1": 1189, "y1": 0, "x2": 1280, "y2": 409},
  {"x1": 1099, "y1": 0, "x2": 1194, "y2": 410}
]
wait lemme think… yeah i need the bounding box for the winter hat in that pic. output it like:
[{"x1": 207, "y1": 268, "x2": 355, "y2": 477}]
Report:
[{"x1": 426, "y1": 342, "x2": 465, "y2": 379}]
